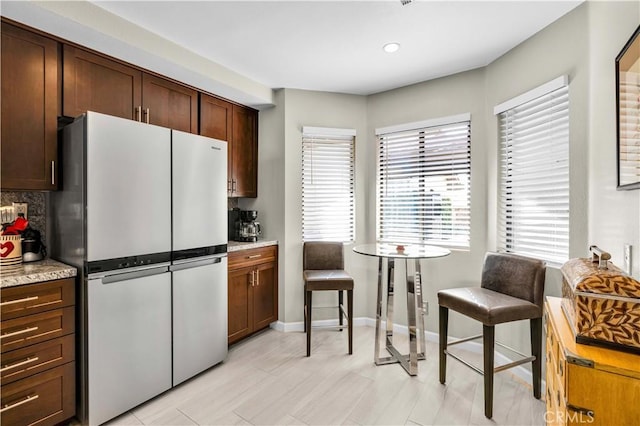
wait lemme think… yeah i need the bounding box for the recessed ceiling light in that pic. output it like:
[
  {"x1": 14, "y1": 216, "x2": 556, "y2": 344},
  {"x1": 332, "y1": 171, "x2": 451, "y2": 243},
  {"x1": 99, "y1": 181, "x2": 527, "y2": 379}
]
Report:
[{"x1": 383, "y1": 42, "x2": 400, "y2": 53}]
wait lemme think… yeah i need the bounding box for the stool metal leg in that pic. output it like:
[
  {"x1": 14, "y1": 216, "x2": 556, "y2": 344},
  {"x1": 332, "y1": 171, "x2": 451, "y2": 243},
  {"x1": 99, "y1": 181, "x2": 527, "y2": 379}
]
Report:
[
  {"x1": 338, "y1": 290, "x2": 344, "y2": 331},
  {"x1": 439, "y1": 306, "x2": 448, "y2": 384},
  {"x1": 348, "y1": 289, "x2": 353, "y2": 354},
  {"x1": 530, "y1": 317, "x2": 542, "y2": 399},
  {"x1": 374, "y1": 257, "x2": 384, "y2": 363},
  {"x1": 483, "y1": 324, "x2": 495, "y2": 419},
  {"x1": 306, "y1": 290, "x2": 313, "y2": 357}
]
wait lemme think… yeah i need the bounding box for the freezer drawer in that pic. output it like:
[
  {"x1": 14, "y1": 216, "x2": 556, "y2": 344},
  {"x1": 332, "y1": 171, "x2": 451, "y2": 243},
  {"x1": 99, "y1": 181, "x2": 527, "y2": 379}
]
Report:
[
  {"x1": 87, "y1": 268, "x2": 172, "y2": 425},
  {"x1": 172, "y1": 256, "x2": 228, "y2": 385}
]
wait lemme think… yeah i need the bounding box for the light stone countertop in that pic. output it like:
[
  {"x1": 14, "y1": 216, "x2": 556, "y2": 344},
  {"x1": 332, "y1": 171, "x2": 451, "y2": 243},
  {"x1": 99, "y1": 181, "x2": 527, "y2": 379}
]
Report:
[
  {"x1": 228, "y1": 240, "x2": 278, "y2": 252},
  {"x1": 0, "y1": 258, "x2": 77, "y2": 288}
]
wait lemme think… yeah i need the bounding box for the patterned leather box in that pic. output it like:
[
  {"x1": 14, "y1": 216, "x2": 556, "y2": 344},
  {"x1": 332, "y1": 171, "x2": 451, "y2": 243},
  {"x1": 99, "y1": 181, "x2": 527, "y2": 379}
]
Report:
[{"x1": 561, "y1": 256, "x2": 640, "y2": 354}]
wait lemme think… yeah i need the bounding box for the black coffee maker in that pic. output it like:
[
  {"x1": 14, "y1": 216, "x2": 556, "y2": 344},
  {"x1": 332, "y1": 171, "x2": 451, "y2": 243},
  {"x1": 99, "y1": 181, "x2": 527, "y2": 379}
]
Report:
[
  {"x1": 235, "y1": 210, "x2": 262, "y2": 242},
  {"x1": 22, "y1": 226, "x2": 46, "y2": 262}
]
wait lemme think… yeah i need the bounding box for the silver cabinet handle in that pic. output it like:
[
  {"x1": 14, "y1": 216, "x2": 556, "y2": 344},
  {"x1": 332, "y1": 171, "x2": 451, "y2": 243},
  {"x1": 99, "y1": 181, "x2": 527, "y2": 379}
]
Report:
[
  {"x1": 0, "y1": 395, "x2": 39, "y2": 413},
  {"x1": 227, "y1": 180, "x2": 232, "y2": 192},
  {"x1": 247, "y1": 254, "x2": 261, "y2": 259},
  {"x1": 256, "y1": 270, "x2": 260, "y2": 287},
  {"x1": 1, "y1": 327, "x2": 38, "y2": 340},
  {"x1": 250, "y1": 270, "x2": 255, "y2": 287},
  {"x1": 51, "y1": 161, "x2": 55, "y2": 185},
  {"x1": 145, "y1": 108, "x2": 150, "y2": 124},
  {"x1": 0, "y1": 356, "x2": 39, "y2": 373},
  {"x1": 232, "y1": 179, "x2": 237, "y2": 192},
  {"x1": 0, "y1": 296, "x2": 38, "y2": 307},
  {"x1": 135, "y1": 106, "x2": 142, "y2": 122}
]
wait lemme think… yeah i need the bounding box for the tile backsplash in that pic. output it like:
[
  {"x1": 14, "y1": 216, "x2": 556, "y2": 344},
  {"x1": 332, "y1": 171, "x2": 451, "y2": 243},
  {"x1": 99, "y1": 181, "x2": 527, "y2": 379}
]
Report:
[{"x1": 0, "y1": 191, "x2": 47, "y2": 246}]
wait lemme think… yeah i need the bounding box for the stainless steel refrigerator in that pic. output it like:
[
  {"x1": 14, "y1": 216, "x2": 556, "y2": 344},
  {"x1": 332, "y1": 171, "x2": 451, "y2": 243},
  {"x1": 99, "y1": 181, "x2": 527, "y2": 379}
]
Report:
[{"x1": 50, "y1": 112, "x2": 228, "y2": 425}]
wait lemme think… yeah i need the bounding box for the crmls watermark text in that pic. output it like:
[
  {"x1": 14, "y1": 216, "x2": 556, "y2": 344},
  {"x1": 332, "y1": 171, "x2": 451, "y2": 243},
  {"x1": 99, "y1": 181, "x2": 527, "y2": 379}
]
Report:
[{"x1": 545, "y1": 410, "x2": 595, "y2": 424}]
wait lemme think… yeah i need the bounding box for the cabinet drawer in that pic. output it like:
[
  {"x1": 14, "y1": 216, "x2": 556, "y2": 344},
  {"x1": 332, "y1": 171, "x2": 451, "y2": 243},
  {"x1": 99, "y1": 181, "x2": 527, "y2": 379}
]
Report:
[
  {"x1": 0, "y1": 362, "x2": 75, "y2": 426},
  {"x1": 1, "y1": 307, "x2": 74, "y2": 353},
  {"x1": 1, "y1": 279, "x2": 75, "y2": 321},
  {"x1": 229, "y1": 246, "x2": 277, "y2": 270},
  {"x1": 1, "y1": 334, "x2": 74, "y2": 385}
]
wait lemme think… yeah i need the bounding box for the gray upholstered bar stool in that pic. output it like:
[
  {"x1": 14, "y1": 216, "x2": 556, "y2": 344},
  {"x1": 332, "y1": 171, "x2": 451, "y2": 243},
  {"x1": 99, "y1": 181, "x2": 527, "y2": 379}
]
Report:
[
  {"x1": 437, "y1": 252, "x2": 546, "y2": 419},
  {"x1": 303, "y1": 241, "x2": 354, "y2": 357}
]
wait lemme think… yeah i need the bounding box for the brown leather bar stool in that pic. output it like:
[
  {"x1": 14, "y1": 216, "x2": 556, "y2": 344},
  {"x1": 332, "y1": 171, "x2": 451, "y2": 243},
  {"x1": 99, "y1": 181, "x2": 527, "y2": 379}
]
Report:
[
  {"x1": 303, "y1": 241, "x2": 354, "y2": 357},
  {"x1": 438, "y1": 252, "x2": 546, "y2": 419}
]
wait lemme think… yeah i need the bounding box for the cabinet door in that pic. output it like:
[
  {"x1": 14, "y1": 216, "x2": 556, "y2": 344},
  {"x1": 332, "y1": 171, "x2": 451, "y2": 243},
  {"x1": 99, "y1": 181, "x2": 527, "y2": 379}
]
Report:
[
  {"x1": 63, "y1": 45, "x2": 142, "y2": 120},
  {"x1": 228, "y1": 267, "x2": 253, "y2": 344},
  {"x1": 253, "y1": 262, "x2": 277, "y2": 331},
  {"x1": 231, "y1": 105, "x2": 258, "y2": 197},
  {"x1": 142, "y1": 73, "x2": 197, "y2": 133},
  {"x1": 200, "y1": 94, "x2": 232, "y2": 193},
  {"x1": 199, "y1": 94, "x2": 232, "y2": 141},
  {"x1": 1, "y1": 23, "x2": 58, "y2": 190}
]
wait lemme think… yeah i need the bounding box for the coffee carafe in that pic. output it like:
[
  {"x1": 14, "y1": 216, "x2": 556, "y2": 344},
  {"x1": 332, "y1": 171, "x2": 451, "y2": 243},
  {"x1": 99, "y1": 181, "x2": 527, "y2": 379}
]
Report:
[{"x1": 235, "y1": 210, "x2": 262, "y2": 242}]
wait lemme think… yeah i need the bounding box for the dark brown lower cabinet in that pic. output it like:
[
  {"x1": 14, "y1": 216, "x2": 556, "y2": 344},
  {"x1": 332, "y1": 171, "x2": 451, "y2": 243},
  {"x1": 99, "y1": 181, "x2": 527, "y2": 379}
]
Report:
[
  {"x1": 0, "y1": 278, "x2": 76, "y2": 426},
  {"x1": 228, "y1": 245, "x2": 278, "y2": 345}
]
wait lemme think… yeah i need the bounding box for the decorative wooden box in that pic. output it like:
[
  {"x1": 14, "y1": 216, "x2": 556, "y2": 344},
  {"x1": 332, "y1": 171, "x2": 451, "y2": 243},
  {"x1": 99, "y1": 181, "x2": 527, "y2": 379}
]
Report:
[{"x1": 561, "y1": 246, "x2": 640, "y2": 354}]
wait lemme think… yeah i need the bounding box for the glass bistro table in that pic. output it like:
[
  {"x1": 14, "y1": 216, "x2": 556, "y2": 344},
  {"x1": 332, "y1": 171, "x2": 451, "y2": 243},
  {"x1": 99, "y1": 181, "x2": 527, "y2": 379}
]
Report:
[{"x1": 353, "y1": 243, "x2": 450, "y2": 376}]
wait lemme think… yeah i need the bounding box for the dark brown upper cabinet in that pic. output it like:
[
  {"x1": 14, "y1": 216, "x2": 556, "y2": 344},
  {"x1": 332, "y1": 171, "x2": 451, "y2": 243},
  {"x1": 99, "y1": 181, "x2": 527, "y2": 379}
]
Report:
[
  {"x1": 63, "y1": 45, "x2": 142, "y2": 121},
  {"x1": 199, "y1": 93, "x2": 232, "y2": 141},
  {"x1": 1, "y1": 23, "x2": 59, "y2": 190},
  {"x1": 142, "y1": 73, "x2": 197, "y2": 133},
  {"x1": 231, "y1": 104, "x2": 258, "y2": 198},
  {"x1": 200, "y1": 99, "x2": 258, "y2": 197}
]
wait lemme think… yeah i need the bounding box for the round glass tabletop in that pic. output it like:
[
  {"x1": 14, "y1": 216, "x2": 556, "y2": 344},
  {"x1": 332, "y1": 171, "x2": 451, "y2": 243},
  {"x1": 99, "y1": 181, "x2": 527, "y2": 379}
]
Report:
[{"x1": 353, "y1": 243, "x2": 451, "y2": 259}]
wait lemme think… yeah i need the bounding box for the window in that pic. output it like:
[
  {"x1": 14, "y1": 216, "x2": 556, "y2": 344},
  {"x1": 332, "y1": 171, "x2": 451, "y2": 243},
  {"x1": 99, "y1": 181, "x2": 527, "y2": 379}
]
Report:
[
  {"x1": 302, "y1": 127, "x2": 355, "y2": 242},
  {"x1": 495, "y1": 76, "x2": 569, "y2": 265},
  {"x1": 376, "y1": 114, "x2": 471, "y2": 248}
]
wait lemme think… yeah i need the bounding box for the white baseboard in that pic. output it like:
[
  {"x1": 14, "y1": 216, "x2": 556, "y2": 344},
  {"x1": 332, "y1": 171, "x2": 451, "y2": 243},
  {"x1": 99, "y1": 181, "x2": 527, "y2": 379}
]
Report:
[{"x1": 271, "y1": 318, "x2": 543, "y2": 388}]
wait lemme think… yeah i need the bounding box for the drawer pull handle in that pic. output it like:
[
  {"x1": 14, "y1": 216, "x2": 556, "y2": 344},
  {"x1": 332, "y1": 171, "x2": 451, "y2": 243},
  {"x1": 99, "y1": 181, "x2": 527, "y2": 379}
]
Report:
[
  {"x1": 0, "y1": 356, "x2": 39, "y2": 373},
  {"x1": 0, "y1": 394, "x2": 39, "y2": 413},
  {"x1": 1, "y1": 326, "x2": 38, "y2": 340},
  {"x1": 256, "y1": 270, "x2": 260, "y2": 286},
  {"x1": 247, "y1": 254, "x2": 262, "y2": 259},
  {"x1": 0, "y1": 296, "x2": 38, "y2": 307}
]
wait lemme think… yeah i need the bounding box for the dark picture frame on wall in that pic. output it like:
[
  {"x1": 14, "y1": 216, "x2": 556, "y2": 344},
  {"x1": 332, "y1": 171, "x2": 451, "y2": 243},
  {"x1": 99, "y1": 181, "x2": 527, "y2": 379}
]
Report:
[{"x1": 616, "y1": 25, "x2": 640, "y2": 190}]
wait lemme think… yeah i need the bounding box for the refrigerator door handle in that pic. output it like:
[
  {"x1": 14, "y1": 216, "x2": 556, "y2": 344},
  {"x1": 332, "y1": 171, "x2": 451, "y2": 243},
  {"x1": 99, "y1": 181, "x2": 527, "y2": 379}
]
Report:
[
  {"x1": 100, "y1": 266, "x2": 169, "y2": 284},
  {"x1": 170, "y1": 256, "x2": 223, "y2": 272}
]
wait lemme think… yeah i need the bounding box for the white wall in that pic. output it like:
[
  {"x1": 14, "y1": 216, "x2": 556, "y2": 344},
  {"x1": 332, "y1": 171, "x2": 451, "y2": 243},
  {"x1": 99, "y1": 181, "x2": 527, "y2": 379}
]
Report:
[
  {"x1": 366, "y1": 69, "x2": 489, "y2": 340},
  {"x1": 253, "y1": 1, "x2": 639, "y2": 359},
  {"x1": 587, "y1": 1, "x2": 640, "y2": 278},
  {"x1": 244, "y1": 89, "x2": 370, "y2": 324}
]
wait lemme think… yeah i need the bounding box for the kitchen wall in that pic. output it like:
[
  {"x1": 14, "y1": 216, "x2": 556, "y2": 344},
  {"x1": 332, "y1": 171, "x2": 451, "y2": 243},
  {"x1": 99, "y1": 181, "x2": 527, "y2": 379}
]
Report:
[
  {"x1": 242, "y1": 89, "x2": 371, "y2": 324},
  {"x1": 252, "y1": 0, "x2": 639, "y2": 358}
]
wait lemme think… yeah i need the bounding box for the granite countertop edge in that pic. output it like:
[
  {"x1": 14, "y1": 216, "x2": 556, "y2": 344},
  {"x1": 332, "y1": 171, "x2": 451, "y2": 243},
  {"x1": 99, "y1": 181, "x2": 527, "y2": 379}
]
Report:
[
  {"x1": 1, "y1": 259, "x2": 78, "y2": 288},
  {"x1": 228, "y1": 240, "x2": 278, "y2": 252}
]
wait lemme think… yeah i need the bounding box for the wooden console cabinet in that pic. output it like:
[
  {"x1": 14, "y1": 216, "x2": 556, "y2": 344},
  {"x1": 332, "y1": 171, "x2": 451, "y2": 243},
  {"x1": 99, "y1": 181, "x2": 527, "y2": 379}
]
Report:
[
  {"x1": 0, "y1": 278, "x2": 76, "y2": 426},
  {"x1": 545, "y1": 297, "x2": 640, "y2": 425},
  {"x1": 228, "y1": 245, "x2": 278, "y2": 344}
]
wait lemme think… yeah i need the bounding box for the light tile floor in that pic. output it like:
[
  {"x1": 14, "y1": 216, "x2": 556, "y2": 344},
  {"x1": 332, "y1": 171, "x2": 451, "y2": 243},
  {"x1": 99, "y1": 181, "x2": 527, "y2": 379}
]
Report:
[{"x1": 103, "y1": 326, "x2": 545, "y2": 426}]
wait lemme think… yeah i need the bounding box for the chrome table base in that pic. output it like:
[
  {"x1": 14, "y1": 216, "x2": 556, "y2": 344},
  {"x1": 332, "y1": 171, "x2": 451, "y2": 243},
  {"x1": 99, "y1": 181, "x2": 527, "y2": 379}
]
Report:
[{"x1": 374, "y1": 257, "x2": 427, "y2": 376}]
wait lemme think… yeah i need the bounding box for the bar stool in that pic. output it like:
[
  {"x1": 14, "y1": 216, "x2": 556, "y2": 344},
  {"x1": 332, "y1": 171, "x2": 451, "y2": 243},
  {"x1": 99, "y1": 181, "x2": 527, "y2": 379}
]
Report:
[
  {"x1": 437, "y1": 252, "x2": 546, "y2": 418},
  {"x1": 303, "y1": 241, "x2": 353, "y2": 357}
]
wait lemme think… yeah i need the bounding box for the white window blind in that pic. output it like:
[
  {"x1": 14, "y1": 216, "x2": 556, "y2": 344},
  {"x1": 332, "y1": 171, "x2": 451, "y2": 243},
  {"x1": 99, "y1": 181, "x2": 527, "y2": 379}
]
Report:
[
  {"x1": 497, "y1": 80, "x2": 569, "y2": 265},
  {"x1": 302, "y1": 127, "x2": 355, "y2": 242},
  {"x1": 376, "y1": 115, "x2": 471, "y2": 248}
]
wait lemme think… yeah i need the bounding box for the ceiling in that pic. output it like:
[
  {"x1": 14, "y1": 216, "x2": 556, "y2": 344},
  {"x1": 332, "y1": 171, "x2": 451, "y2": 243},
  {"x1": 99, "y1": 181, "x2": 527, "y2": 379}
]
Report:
[{"x1": 90, "y1": 0, "x2": 582, "y2": 96}]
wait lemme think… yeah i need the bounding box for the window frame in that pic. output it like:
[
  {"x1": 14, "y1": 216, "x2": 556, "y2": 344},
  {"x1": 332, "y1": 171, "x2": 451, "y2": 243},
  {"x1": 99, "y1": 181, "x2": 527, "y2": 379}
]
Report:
[
  {"x1": 301, "y1": 126, "x2": 356, "y2": 243},
  {"x1": 375, "y1": 113, "x2": 472, "y2": 249}
]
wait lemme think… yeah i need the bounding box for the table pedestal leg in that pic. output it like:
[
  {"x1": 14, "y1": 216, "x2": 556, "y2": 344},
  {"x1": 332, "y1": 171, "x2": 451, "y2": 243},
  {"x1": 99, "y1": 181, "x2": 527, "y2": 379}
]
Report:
[{"x1": 374, "y1": 257, "x2": 426, "y2": 376}]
